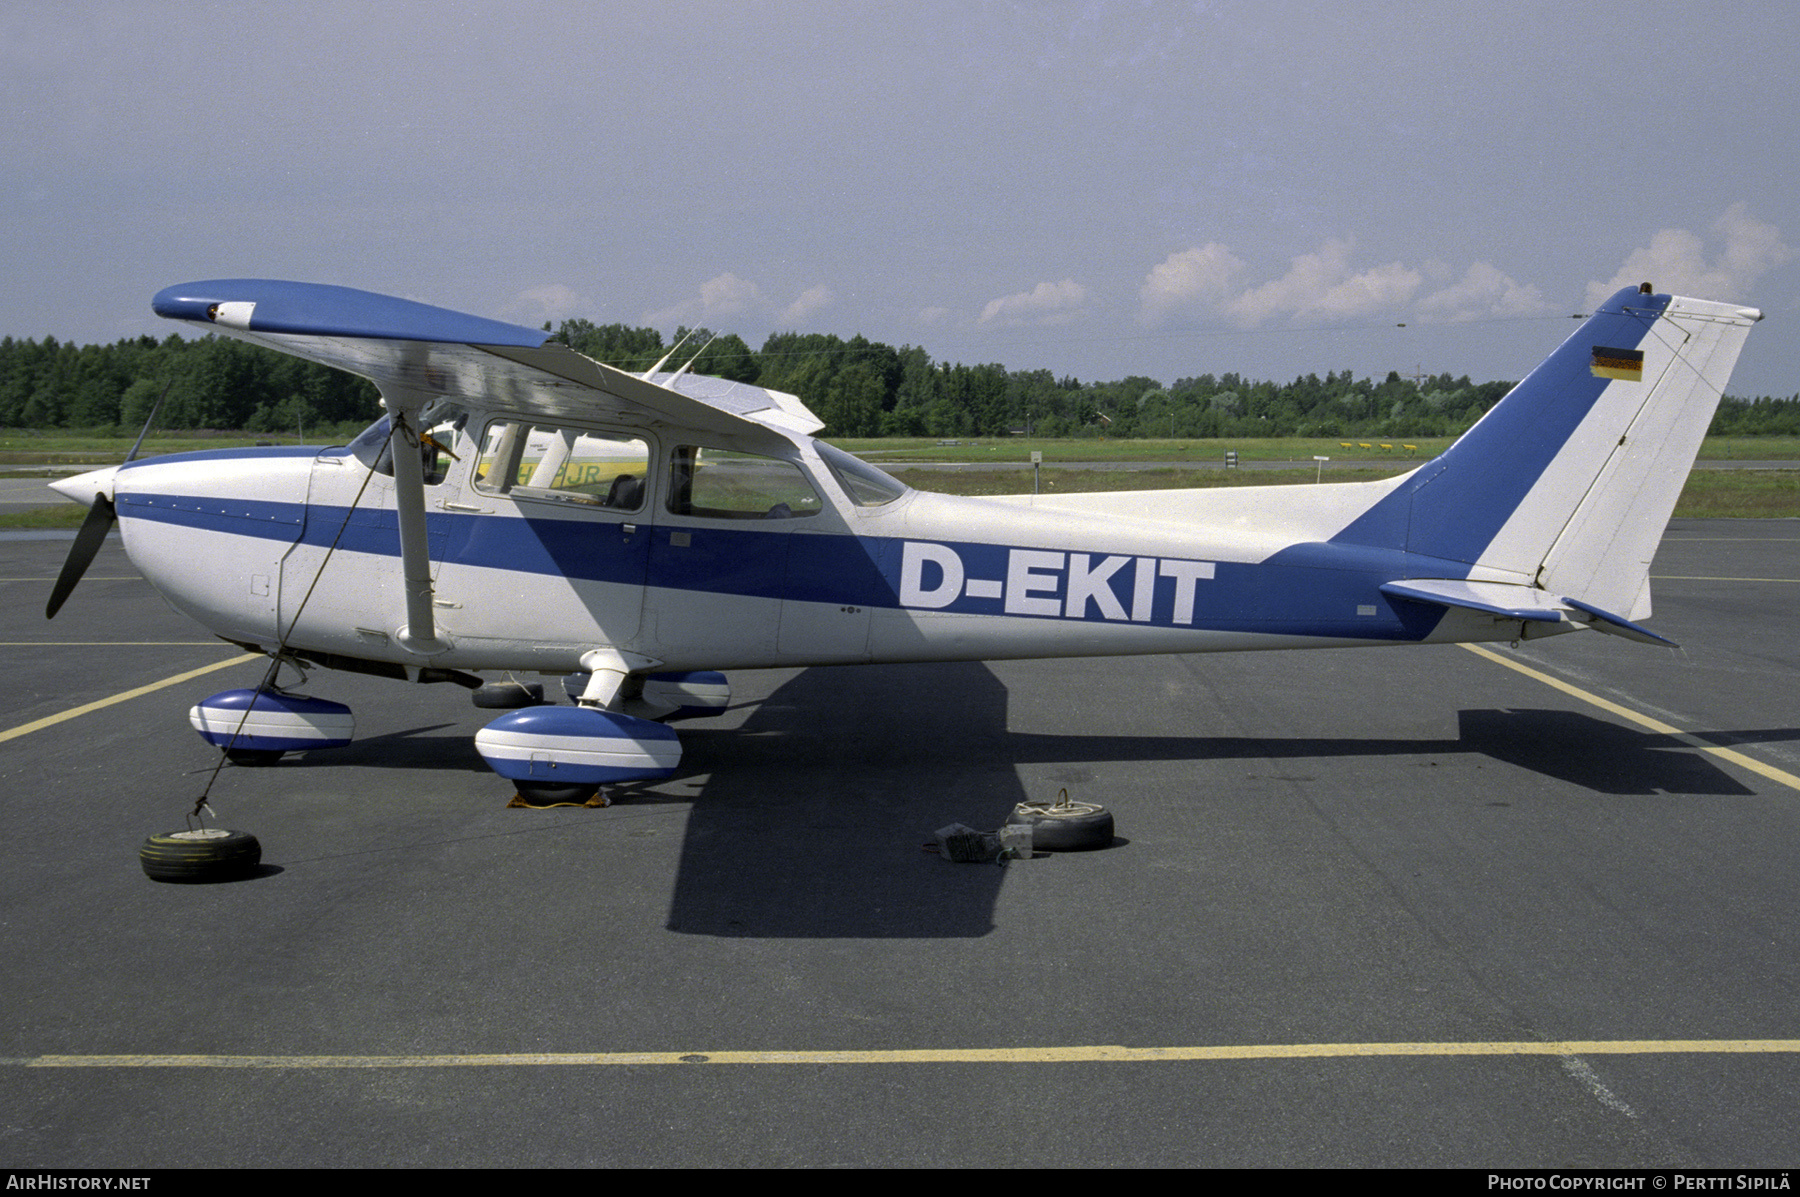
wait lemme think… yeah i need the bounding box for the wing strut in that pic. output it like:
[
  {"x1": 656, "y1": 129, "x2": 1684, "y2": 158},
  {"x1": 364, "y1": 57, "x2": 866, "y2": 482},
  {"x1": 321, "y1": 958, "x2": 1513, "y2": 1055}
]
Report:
[{"x1": 382, "y1": 389, "x2": 450, "y2": 657}]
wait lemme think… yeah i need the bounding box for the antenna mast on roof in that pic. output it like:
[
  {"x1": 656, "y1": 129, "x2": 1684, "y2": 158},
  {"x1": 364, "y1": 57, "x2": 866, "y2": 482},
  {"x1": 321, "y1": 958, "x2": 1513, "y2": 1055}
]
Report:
[
  {"x1": 665, "y1": 335, "x2": 718, "y2": 384},
  {"x1": 639, "y1": 329, "x2": 696, "y2": 380}
]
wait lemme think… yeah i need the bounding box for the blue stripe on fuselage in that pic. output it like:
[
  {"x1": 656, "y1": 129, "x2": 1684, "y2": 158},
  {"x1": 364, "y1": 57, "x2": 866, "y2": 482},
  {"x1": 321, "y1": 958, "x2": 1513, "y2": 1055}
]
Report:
[{"x1": 115, "y1": 495, "x2": 1451, "y2": 642}]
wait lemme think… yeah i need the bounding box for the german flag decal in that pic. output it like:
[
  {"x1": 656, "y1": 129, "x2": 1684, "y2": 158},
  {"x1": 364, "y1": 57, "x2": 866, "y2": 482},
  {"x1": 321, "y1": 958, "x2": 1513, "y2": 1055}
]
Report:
[{"x1": 1591, "y1": 346, "x2": 1644, "y2": 381}]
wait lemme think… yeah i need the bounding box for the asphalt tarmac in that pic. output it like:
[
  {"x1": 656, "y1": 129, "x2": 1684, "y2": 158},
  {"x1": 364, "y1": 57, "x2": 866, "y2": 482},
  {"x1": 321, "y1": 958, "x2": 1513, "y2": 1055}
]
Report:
[{"x1": 2, "y1": 521, "x2": 1797, "y2": 1168}]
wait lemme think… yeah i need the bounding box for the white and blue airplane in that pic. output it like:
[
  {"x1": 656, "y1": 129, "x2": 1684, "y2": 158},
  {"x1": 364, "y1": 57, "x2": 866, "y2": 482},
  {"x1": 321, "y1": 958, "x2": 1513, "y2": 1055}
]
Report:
[{"x1": 45, "y1": 279, "x2": 1761, "y2": 802}]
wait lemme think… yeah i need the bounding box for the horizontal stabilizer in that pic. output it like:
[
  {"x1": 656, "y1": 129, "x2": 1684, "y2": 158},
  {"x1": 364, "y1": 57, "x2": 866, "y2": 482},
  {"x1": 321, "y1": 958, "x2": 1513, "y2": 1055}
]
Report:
[
  {"x1": 1559, "y1": 597, "x2": 1678, "y2": 647},
  {"x1": 1379, "y1": 579, "x2": 1569, "y2": 623},
  {"x1": 1380, "y1": 579, "x2": 1678, "y2": 646}
]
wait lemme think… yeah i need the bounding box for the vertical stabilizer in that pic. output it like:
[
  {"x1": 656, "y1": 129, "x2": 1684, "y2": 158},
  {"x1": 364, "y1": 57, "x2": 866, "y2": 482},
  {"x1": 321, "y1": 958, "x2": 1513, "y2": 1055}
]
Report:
[
  {"x1": 1332, "y1": 286, "x2": 1760, "y2": 618},
  {"x1": 1532, "y1": 292, "x2": 1760, "y2": 616}
]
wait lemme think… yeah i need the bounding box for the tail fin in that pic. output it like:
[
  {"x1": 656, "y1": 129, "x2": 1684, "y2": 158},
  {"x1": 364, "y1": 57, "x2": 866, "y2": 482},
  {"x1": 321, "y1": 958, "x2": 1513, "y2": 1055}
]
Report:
[{"x1": 1336, "y1": 284, "x2": 1761, "y2": 619}]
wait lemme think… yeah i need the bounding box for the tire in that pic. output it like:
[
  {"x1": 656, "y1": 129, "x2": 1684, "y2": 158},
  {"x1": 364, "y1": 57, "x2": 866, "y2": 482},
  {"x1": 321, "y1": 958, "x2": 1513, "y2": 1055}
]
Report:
[
  {"x1": 473, "y1": 681, "x2": 545, "y2": 710},
  {"x1": 1006, "y1": 800, "x2": 1115, "y2": 852},
  {"x1": 140, "y1": 828, "x2": 263, "y2": 883},
  {"x1": 512, "y1": 779, "x2": 601, "y2": 805},
  {"x1": 225, "y1": 748, "x2": 284, "y2": 766}
]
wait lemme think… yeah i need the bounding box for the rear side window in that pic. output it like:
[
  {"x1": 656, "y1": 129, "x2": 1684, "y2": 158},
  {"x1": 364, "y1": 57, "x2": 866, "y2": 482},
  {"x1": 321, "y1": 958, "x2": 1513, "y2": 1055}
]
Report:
[{"x1": 666, "y1": 446, "x2": 821, "y2": 520}]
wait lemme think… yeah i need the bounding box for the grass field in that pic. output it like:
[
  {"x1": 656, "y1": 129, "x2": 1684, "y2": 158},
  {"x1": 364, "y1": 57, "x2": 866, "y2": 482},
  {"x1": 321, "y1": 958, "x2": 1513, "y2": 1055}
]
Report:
[
  {"x1": 887, "y1": 465, "x2": 1800, "y2": 519},
  {"x1": 9, "y1": 461, "x2": 1796, "y2": 527},
  {"x1": 840, "y1": 434, "x2": 1800, "y2": 465},
  {"x1": 847, "y1": 436, "x2": 1448, "y2": 463},
  {"x1": 0, "y1": 502, "x2": 88, "y2": 529}
]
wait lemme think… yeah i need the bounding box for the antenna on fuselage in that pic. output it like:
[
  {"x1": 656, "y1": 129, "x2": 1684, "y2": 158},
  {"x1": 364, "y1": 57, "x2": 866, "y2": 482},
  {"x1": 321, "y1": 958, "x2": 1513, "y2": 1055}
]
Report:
[{"x1": 125, "y1": 380, "x2": 173, "y2": 463}]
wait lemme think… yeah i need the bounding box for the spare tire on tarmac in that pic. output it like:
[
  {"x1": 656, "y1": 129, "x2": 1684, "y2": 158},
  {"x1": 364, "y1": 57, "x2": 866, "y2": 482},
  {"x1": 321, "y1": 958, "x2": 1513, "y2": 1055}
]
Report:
[
  {"x1": 139, "y1": 828, "x2": 263, "y2": 883},
  {"x1": 1005, "y1": 794, "x2": 1115, "y2": 852}
]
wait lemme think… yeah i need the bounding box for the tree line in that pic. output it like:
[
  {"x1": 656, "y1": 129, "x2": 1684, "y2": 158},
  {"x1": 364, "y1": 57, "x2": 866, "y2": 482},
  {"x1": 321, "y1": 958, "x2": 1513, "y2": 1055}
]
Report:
[{"x1": 3, "y1": 324, "x2": 1795, "y2": 441}]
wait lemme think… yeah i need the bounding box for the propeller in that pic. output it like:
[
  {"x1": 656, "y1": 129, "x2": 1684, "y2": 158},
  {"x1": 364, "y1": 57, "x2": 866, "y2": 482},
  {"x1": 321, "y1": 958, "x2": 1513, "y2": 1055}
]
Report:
[
  {"x1": 46, "y1": 493, "x2": 116, "y2": 619},
  {"x1": 45, "y1": 381, "x2": 166, "y2": 620}
]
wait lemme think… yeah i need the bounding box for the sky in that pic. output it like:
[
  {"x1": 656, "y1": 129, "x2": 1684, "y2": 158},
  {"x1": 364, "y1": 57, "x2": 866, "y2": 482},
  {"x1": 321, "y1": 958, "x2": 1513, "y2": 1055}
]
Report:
[{"x1": 5, "y1": 0, "x2": 1798, "y2": 397}]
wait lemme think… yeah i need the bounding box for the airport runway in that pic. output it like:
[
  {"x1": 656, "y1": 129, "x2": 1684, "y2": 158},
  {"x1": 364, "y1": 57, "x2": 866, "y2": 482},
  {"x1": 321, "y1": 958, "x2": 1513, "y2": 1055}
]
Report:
[{"x1": 1, "y1": 522, "x2": 1797, "y2": 1167}]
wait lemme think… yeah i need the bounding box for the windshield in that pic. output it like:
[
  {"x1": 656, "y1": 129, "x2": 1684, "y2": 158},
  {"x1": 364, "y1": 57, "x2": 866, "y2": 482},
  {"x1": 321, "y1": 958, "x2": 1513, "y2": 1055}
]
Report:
[
  {"x1": 817, "y1": 442, "x2": 909, "y2": 507},
  {"x1": 347, "y1": 402, "x2": 466, "y2": 485}
]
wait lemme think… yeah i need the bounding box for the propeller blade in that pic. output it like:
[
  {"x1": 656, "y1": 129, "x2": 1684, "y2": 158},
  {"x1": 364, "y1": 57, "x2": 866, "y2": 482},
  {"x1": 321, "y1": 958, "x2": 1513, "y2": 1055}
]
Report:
[{"x1": 46, "y1": 494, "x2": 116, "y2": 619}]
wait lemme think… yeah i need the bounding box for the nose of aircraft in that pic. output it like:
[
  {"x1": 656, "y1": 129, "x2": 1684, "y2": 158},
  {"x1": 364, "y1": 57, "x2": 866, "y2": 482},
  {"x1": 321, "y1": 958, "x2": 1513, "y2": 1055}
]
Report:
[
  {"x1": 49, "y1": 465, "x2": 119, "y2": 509},
  {"x1": 45, "y1": 465, "x2": 123, "y2": 620}
]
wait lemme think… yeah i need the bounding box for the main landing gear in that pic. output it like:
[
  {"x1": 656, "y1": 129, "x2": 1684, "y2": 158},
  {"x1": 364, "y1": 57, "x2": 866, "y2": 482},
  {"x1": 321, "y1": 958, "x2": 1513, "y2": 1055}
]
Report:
[
  {"x1": 471, "y1": 671, "x2": 729, "y2": 800},
  {"x1": 185, "y1": 671, "x2": 730, "y2": 797}
]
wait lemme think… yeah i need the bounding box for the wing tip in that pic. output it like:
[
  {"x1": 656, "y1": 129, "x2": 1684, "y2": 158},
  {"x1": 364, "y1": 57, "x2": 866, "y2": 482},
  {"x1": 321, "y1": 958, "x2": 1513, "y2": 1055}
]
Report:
[{"x1": 153, "y1": 279, "x2": 548, "y2": 348}]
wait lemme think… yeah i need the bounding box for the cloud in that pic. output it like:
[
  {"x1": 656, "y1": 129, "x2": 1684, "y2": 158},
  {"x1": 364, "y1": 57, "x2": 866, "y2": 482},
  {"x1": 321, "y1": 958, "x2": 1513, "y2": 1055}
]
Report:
[
  {"x1": 977, "y1": 279, "x2": 1088, "y2": 326},
  {"x1": 646, "y1": 273, "x2": 837, "y2": 331},
  {"x1": 643, "y1": 271, "x2": 768, "y2": 327},
  {"x1": 1141, "y1": 241, "x2": 1546, "y2": 329},
  {"x1": 1585, "y1": 203, "x2": 1794, "y2": 308},
  {"x1": 778, "y1": 284, "x2": 835, "y2": 326},
  {"x1": 696, "y1": 272, "x2": 766, "y2": 318},
  {"x1": 1416, "y1": 262, "x2": 1548, "y2": 323},
  {"x1": 1138, "y1": 243, "x2": 1246, "y2": 326},
  {"x1": 500, "y1": 283, "x2": 591, "y2": 328},
  {"x1": 1223, "y1": 239, "x2": 1421, "y2": 327}
]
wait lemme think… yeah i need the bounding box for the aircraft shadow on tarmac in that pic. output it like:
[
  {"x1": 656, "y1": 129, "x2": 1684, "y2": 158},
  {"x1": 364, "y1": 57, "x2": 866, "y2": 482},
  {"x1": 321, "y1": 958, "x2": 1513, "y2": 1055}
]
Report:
[
  {"x1": 278, "y1": 722, "x2": 487, "y2": 771},
  {"x1": 269, "y1": 662, "x2": 1799, "y2": 939},
  {"x1": 659, "y1": 662, "x2": 1799, "y2": 939}
]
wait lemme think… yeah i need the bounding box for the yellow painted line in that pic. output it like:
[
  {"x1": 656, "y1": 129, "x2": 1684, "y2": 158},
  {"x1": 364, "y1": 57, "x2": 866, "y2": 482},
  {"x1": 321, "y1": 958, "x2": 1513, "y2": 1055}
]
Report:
[
  {"x1": 0, "y1": 641, "x2": 223, "y2": 646},
  {"x1": 0, "y1": 655, "x2": 257, "y2": 744},
  {"x1": 19, "y1": 1040, "x2": 1800, "y2": 1068},
  {"x1": 0, "y1": 576, "x2": 140, "y2": 582},
  {"x1": 1461, "y1": 643, "x2": 1800, "y2": 794}
]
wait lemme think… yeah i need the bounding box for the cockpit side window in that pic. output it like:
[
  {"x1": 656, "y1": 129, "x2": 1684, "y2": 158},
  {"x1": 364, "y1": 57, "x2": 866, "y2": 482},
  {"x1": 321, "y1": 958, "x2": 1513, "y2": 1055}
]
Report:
[{"x1": 665, "y1": 446, "x2": 822, "y2": 520}]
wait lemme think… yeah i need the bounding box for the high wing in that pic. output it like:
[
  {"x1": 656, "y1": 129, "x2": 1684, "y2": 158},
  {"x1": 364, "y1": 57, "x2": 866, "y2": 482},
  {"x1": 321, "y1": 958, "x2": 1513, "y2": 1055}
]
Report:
[
  {"x1": 151, "y1": 279, "x2": 822, "y2": 441},
  {"x1": 154, "y1": 279, "x2": 821, "y2": 660}
]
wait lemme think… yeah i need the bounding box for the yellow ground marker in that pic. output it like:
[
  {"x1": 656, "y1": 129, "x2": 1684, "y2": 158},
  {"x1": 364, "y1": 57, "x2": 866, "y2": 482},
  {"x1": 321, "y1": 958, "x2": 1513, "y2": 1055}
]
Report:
[
  {"x1": 1461, "y1": 643, "x2": 1800, "y2": 794},
  {"x1": 19, "y1": 1040, "x2": 1800, "y2": 1068},
  {"x1": 0, "y1": 655, "x2": 256, "y2": 745}
]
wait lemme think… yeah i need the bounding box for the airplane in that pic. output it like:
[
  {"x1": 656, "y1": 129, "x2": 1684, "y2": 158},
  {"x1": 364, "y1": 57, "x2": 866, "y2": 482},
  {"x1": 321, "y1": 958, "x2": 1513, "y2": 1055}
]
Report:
[{"x1": 45, "y1": 278, "x2": 1762, "y2": 818}]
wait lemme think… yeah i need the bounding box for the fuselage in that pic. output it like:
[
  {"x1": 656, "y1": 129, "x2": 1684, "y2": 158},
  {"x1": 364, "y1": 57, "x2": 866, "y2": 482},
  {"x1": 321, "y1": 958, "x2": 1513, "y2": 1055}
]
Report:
[{"x1": 72, "y1": 410, "x2": 1550, "y2": 683}]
